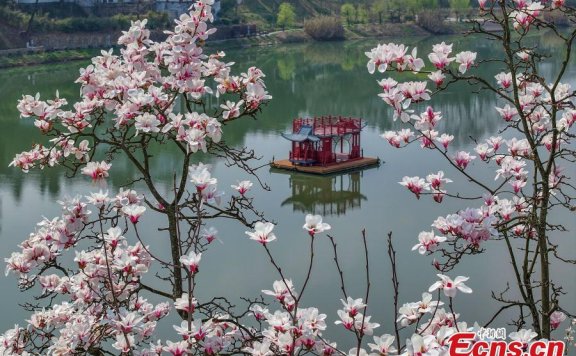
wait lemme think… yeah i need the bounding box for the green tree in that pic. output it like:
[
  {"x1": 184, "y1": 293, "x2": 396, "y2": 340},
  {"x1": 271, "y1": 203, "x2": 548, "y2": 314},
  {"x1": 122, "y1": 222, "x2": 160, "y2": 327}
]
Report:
[
  {"x1": 449, "y1": 0, "x2": 470, "y2": 21},
  {"x1": 276, "y1": 2, "x2": 296, "y2": 30},
  {"x1": 356, "y1": 4, "x2": 368, "y2": 24},
  {"x1": 401, "y1": 0, "x2": 439, "y2": 18},
  {"x1": 371, "y1": 0, "x2": 388, "y2": 24},
  {"x1": 340, "y1": 3, "x2": 356, "y2": 25}
]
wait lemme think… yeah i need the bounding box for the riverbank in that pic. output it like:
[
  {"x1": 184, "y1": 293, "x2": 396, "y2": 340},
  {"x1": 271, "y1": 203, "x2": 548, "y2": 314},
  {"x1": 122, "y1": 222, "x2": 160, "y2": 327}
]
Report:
[{"x1": 0, "y1": 23, "x2": 447, "y2": 69}]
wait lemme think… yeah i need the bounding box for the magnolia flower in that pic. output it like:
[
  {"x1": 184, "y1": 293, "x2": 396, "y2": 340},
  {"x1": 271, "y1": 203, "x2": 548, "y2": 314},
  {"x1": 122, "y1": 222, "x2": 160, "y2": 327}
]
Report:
[
  {"x1": 509, "y1": 329, "x2": 538, "y2": 348},
  {"x1": 246, "y1": 221, "x2": 276, "y2": 244},
  {"x1": 397, "y1": 303, "x2": 420, "y2": 326},
  {"x1": 243, "y1": 341, "x2": 273, "y2": 356},
  {"x1": 112, "y1": 333, "x2": 135, "y2": 353},
  {"x1": 412, "y1": 231, "x2": 447, "y2": 254},
  {"x1": 428, "y1": 51, "x2": 454, "y2": 70},
  {"x1": 81, "y1": 161, "x2": 111, "y2": 181},
  {"x1": 475, "y1": 143, "x2": 492, "y2": 160},
  {"x1": 455, "y1": 51, "x2": 477, "y2": 74},
  {"x1": 432, "y1": 41, "x2": 453, "y2": 55},
  {"x1": 429, "y1": 274, "x2": 473, "y2": 297},
  {"x1": 303, "y1": 214, "x2": 331, "y2": 236},
  {"x1": 250, "y1": 305, "x2": 269, "y2": 320},
  {"x1": 221, "y1": 100, "x2": 244, "y2": 120},
  {"x1": 378, "y1": 78, "x2": 398, "y2": 91},
  {"x1": 453, "y1": 151, "x2": 476, "y2": 169},
  {"x1": 335, "y1": 310, "x2": 355, "y2": 330},
  {"x1": 86, "y1": 190, "x2": 109, "y2": 207},
  {"x1": 428, "y1": 70, "x2": 445, "y2": 86},
  {"x1": 164, "y1": 340, "x2": 189, "y2": 356},
  {"x1": 550, "y1": 311, "x2": 566, "y2": 329},
  {"x1": 262, "y1": 279, "x2": 296, "y2": 303},
  {"x1": 245, "y1": 82, "x2": 272, "y2": 110},
  {"x1": 399, "y1": 176, "x2": 429, "y2": 199},
  {"x1": 436, "y1": 133, "x2": 454, "y2": 149},
  {"x1": 231, "y1": 180, "x2": 253, "y2": 195},
  {"x1": 368, "y1": 335, "x2": 396, "y2": 355},
  {"x1": 495, "y1": 72, "x2": 513, "y2": 89},
  {"x1": 174, "y1": 293, "x2": 197, "y2": 313},
  {"x1": 122, "y1": 205, "x2": 146, "y2": 224},
  {"x1": 416, "y1": 292, "x2": 443, "y2": 313},
  {"x1": 341, "y1": 297, "x2": 367, "y2": 317},
  {"x1": 382, "y1": 131, "x2": 402, "y2": 148},
  {"x1": 404, "y1": 334, "x2": 439, "y2": 355},
  {"x1": 134, "y1": 113, "x2": 161, "y2": 135},
  {"x1": 189, "y1": 164, "x2": 217, "y2": 192},
  {"x1": 201, "y1": 227, "x2": 218, "y2": 244},
  {"x1": 179, "y1": 251, "x2": 202, "y2": 273},
  {"x1": 426, "y1": 171, "x2": 452, "y2": 191},
  {"x1": 355, "y1": 315, "x2": 380, "y2": 336}
]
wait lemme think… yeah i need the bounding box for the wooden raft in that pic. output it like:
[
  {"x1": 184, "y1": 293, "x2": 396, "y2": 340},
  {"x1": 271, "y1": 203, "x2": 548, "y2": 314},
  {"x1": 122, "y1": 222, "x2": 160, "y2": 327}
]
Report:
[{"x1": 271, "y1": 157, "x2": 380, "y2": 175}]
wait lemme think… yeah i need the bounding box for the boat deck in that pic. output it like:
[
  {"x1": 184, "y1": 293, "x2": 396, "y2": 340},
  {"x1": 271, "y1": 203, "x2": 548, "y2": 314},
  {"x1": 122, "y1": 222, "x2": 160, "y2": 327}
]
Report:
[{"x1": 271, "y1": 157, "x2": 380, "y2": 175}]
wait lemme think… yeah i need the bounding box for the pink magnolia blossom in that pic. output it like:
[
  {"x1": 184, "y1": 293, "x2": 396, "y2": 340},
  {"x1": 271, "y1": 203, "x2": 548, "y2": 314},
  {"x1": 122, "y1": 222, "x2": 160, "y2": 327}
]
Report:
[
  {"x1": 436, "y1": 133, "x2": 454, "y2": 150},
  {"x1": 428, "y1": 274, "x2": 473, "y2": 297},
  {"x1": 475, "y1": 143, "x2": 492, "y2": 160},
  {"x1": 134, "y1": 113, "x2": 161, "y2": 135},
  {"x1": 189, "y1": 163, "x2": 217, "y2": 192},
  {"x1": 428, "y1": 70, "x2": 445, "y2": 86},
  {"x1": 381, "y1": 131, "x2": 402, "y2": 148},
  {"x1": 453, "y1": 151, "x2": 476, "y2": 169},
  {"x1": 174, "y1": 293, "x2": 197, "y2": 313},
  {"x1": 517, "y1": 50, "x2": 532, "y2": 61},
  {"x1": 81, "y1": 161, "x2": 111, "y2": 181},
  {"x1": 399, "y1": 176, "x2": 430, "y2": 199},
  {"x1": 426, "y1": 171, "x2": 452, "y2": 191},
  {"x1": 341, "y1": 297, "x2": 366, "y2": 317},
  {"x1": 121, "y1": 204, "x2": 146, "y2": 224},
  {"x1": 179, "y1": 250, "x2": 202, "y2": 274},
  {"x1": 509, "y1": 329, "x2": 538, "y2": 349},
  {"x1": 231, "y1": 180, "x2": 253, "y2": 195},
  {"x1": 220, "y1": 100, "x2": 244, "y2": 120},
  {"x1": 412, "y1": 231, "x2": 447, "y2": 255},
  {"x1": 428, "y1": 51, "x2": 454, "y2": 70},
  {"x1": 201, "y1": 227, "x2": 218, "y2": 244},
  {"x1": 455, "y1": 51, "x2": 477, "y2": 74},
  {"x1": 246, "y1": 222, "x2": 277, "y2": 244},
  {"x1": 303, "y1": 214, "x2": 331, "y2": 236},
  {"x1": 550, "y1": 311, "x2": 566, "y2": 329}
]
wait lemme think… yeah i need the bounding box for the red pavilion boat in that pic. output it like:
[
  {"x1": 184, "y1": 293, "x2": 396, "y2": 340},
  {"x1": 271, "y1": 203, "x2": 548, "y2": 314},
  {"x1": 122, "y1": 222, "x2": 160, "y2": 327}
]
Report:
[{"x1": 271, "y1": 116, "x2": 379, "y2": 175}]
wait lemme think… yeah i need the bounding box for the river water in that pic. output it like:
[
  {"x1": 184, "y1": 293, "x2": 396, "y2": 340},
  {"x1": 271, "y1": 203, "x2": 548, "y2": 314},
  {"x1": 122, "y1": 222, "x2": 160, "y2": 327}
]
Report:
[{"x1": 0, "y1": 34, "x2": 574, "y2": 346}]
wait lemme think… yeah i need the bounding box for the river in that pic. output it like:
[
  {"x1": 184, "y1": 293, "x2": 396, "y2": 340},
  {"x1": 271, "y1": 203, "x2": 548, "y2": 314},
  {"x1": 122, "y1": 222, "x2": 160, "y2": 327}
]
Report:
[{"x1": 0, "y1": 34, "x2": 574, "y2": 346}]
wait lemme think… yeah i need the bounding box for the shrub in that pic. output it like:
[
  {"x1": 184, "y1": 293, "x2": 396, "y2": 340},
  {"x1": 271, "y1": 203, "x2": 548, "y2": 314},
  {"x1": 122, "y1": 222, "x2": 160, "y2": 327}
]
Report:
[
  {"x1": 276, "y1": 30, "x2": 309, "y2": 43},
  {"x1": 304, "y1": 16, "x2": 345, "y2": 41},
  {"x1": 416, "y1": 9, "x2": 455, "y2": 34}
]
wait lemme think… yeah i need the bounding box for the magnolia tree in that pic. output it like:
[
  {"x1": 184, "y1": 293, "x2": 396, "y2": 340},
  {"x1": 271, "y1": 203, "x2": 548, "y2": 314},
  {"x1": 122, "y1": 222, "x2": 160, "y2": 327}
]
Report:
[
  {"x1": 1, "y1": 0, "x2": 576, "y2": 355},
  {"x1": 367, "y1": 0, "x2": 576, "y2": 344}
]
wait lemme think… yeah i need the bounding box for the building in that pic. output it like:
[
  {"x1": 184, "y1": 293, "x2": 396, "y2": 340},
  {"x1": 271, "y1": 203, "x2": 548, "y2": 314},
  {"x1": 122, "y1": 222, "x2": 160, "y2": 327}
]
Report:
[{"x1": 282, "y1": 116, "x2": 365, "y2": 166}]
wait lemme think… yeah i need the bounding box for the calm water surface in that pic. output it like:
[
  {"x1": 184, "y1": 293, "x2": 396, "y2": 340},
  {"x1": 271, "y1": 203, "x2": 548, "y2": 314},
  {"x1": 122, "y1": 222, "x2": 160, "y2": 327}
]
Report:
[{"x1": 0, "y1": 34, "x2": 574, "y2": 345}]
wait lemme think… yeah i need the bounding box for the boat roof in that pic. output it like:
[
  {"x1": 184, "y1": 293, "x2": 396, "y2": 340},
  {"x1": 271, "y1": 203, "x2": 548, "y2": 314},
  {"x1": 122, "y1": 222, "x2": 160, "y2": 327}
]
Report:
[{"x1": 281, "y1": 125, "x2": 321, "y2": 142}]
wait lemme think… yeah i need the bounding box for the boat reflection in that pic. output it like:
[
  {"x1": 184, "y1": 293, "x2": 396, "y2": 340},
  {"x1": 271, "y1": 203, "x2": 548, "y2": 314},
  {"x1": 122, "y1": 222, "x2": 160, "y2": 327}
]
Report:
[{"x1": 280, "y1": 172, "x2": 367, "y2": 216}]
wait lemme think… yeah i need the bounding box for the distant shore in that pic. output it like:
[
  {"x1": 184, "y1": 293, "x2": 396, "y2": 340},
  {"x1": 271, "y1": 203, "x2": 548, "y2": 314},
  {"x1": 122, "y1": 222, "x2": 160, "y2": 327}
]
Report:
[{"x1": 0, "y1": 23, "x2": 446, "y2": 69}]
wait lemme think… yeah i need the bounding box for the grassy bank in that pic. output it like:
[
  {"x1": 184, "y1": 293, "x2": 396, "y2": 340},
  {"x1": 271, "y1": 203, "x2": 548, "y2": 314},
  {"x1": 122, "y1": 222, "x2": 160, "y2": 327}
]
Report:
[{"x1": 0, "y1": 48, "x2": 99, "y2": 69}]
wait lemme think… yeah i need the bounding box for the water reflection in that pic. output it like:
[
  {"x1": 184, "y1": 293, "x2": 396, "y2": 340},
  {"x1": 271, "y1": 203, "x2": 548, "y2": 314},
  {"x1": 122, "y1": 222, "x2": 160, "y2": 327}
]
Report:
[
  {"x1": 4, "y1": 34, "x2": 570, "y2": 201},
  {"x1": 279, "y1": 172, "x2": 368, "y2": 216}
]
